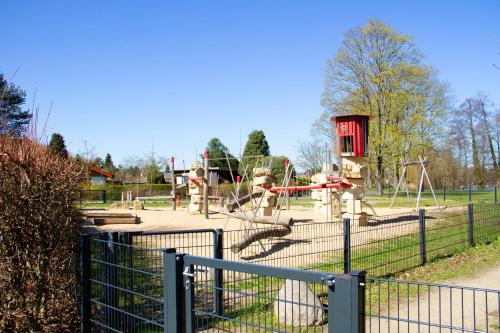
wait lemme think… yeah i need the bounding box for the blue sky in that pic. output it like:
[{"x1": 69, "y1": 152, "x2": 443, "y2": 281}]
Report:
[{"x1": 2, "y1": 1, "x2": 499, "y2": 167}]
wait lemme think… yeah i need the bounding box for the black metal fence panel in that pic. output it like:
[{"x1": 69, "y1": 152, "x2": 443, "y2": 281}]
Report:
[
  {"x1": 223, "y1": 222, "x2": 345, "y2": 272},
  {"x1": 474, "y1": 203, "x2": 500, "y2": 245},
  {"x1": 349, "y1": 212, "x2": 422, "y2": 276},
  {"x1": 366, "y1": 277, "x2": 500, "y2": 333},
  {"x1": 87, "y1": 234, "x2": 165, "y2": 332}
]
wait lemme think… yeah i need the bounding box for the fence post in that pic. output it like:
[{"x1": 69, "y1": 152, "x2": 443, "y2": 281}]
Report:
[
  {"x1": 100, "y1": 190, "x2": 107, "y2": 204},
  {"x1": 329, "y1": 270, "x2": 367, "y2": 333},
  {"x1": 495, "y1": 186, "x2": 497, "y2": 204},
  {"x1": 80, "y1": 234, "x2": 91, "y2": 333},
  {"x1": 213, "y1": 229, "x2": 224, "y2": 316},
  {"x1": 467, "y1": 203, "x2": 475, "y2": 247},
  {"x1": 163, "y1": 248, "x2": 185, "y2": 333},
  {"x1": 418, "y1": 209, "x2": 426, "y2": 266},
  {"x1": 108, "y1": 232, "x2": 119, "y2": 330},
  {"x1": 468, "y1": 184, "x2": 472, "y2": 202},
  {"x1": 99, "y1": 232, "x2": 119, "y2": 330},
  {"x1": 343, "y1": 218, "x2": 351, "y2": 274}
]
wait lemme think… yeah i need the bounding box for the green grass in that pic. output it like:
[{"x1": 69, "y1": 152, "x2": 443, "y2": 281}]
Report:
[
  {"x1": 283, "y1": 190, "x2": 496, "y2": 209},
  {"x1": 330, "y1": 207, "x2": 499, "y2": 277},
  {"x1": 366, "y1": 189, "x2": 497, "y2": 208}
]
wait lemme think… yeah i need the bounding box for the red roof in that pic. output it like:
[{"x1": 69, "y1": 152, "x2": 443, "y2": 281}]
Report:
[{"x1": 90, "y1": 166, "x2": 113, "y2": 178}]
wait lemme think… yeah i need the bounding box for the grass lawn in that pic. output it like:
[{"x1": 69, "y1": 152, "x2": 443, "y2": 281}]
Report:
[
  {"x1": 286, "y1": 190, "x2": 497, "y2": 209},
  {"x1": 366, "y1": 189, "x2": 497, "y2": 208}
]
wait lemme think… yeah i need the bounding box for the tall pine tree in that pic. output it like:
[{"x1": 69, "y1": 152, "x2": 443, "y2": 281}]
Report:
[
  {"x1": 103, "y1": 153, "x2": 116, "y2": 174},
  {"x1": 203, "y1": 137, "x2": 239, "y2": 173},
  {"x1": 239, "y1": 130, "x2": 270, "y2": 177},
  {"x1": 48, "y1": 133, "x2": 69, "y2": 158},
  {"x1": 0, "y1": 73, "x2": 32, "y2": 137}
]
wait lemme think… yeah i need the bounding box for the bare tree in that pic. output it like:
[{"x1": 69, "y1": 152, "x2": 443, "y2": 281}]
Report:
[
  {"x1": 457, "y1": 99, "x2": 485, "y2": 187},
  {"x1": 476, "y1": 94, "x2": 499, "y2": 183},
  {"x1": 294, "y1": 138, "x2": 327, "y2": 173}
]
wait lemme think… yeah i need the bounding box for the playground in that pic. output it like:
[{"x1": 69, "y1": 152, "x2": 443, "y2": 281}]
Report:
[{"x1": 79, "y1": 115, "x2": 500, "y2": 333}]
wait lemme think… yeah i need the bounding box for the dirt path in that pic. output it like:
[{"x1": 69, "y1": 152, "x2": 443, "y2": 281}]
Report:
[{"x1": 367, "y1": 265, "x2": 500, "y2": 332}]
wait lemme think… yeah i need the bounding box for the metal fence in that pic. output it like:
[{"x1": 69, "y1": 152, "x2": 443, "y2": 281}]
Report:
[
  {"x1": 81, "y1": 203, "x2": 500, "y2": 332},
  {"x1": 81, "y1": 234, "x2": 165, "y2": 332},
  {"x1": 366, "y1": 277, "x2": 500, "y2": 332},
  {"x1": 81, "y1": 244, "x2": 500, "y2": 332},
  {"x1": 223, "y1": 204, "x2": 499, "y2": 277}
]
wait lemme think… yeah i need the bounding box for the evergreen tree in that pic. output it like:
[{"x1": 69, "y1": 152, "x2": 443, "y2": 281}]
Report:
[
  {"x1": 0, "y1": 73, "x2": 32, "y2": 136},
  {"x1": 239, "y1": 130, "x2": 270, "y2": 177},
  {"x1": 202, "y1": 137, "x2": 239, "y2": 174},
  {"x1": 103, "y1": 153, "x2": 116, "y2": 173},
  {"x1": 47, "y1": 133, "x2": 69, "y2": 158}
]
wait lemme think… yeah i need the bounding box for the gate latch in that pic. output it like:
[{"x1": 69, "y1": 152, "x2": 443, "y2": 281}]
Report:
[
  {"x1": 183, "y1": 267, "x2": 194, "y2": 277},
  {"x1": 183, "y1": 267, "x2": 194, "y2": 290}
]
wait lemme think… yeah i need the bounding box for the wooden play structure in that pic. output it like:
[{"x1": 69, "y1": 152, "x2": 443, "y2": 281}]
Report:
[
  {"x1": 215, "y1": 114, "x2": 371, "y2": 252},
  {"x1": 334, "y1": 115, "x2": 369, "y2": 223}
]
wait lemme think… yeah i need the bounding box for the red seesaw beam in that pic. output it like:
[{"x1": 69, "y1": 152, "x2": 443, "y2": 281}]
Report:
[{"x1": 267, "y1": 182, "x2": 352, "y2": 193}]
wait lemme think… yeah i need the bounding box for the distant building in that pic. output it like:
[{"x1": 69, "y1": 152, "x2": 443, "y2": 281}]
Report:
[{"x1": 79, "y1": 166, "x2": 114, "y2": 185}]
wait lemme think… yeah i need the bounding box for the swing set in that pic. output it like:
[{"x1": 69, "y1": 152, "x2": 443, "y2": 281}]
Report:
[{"x1": 390, "y1": 155, "x2": 440, "y2": 210}]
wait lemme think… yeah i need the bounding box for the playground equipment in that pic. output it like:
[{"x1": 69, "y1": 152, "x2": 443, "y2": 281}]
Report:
[
  {"x1": 132, "y1": 157, "x2": 183, "y2": 211},
  {"x1": 390, "y1": 156, "x2": 439, "y2": 210},
  {"x1": 333, "y1": 115, "x2": 369, "y2": 223},
  {"x1": 179, "y1": 114, "x2": 370, "y2": 252},
  {"x1": 84, "y1": 212, "x2": 139, "y2": 225}
]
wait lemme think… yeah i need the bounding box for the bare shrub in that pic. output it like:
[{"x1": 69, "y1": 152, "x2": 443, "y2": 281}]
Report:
[{"x1": 0, "y1": 135, "x2": 82, "y2": 332}]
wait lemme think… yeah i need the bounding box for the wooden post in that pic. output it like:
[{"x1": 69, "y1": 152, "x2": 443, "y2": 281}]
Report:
[
  {"x1": 285, "y1": 159, "x2": 290, "y2": 211},
  {"x1": 203, "y1": 150, "x2": 209, "y2": 219},
  {"x1": 171, "y1": 157, "x2": 176, "y2": 211}
]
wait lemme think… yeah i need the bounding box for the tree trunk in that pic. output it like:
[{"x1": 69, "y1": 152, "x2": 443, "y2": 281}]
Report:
[
  {"x1": 376, "y1": 155, "x2": 384, "y2": 195},
  {"x1": 480, "y1": 105, "x2": 499, "y2": 182},
  {"x1": 470, "y1": 126, "x2": 485, "y2": 187}
]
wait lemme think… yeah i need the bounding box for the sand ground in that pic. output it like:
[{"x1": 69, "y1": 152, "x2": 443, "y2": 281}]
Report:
[{"x1": 82, "y1": 204, "x2": 449, "y2": 233}]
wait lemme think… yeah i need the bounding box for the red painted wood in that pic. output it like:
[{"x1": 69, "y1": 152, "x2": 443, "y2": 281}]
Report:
[{"x1": 332, "y1": 115, "x2": 369, "y2": 157}]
